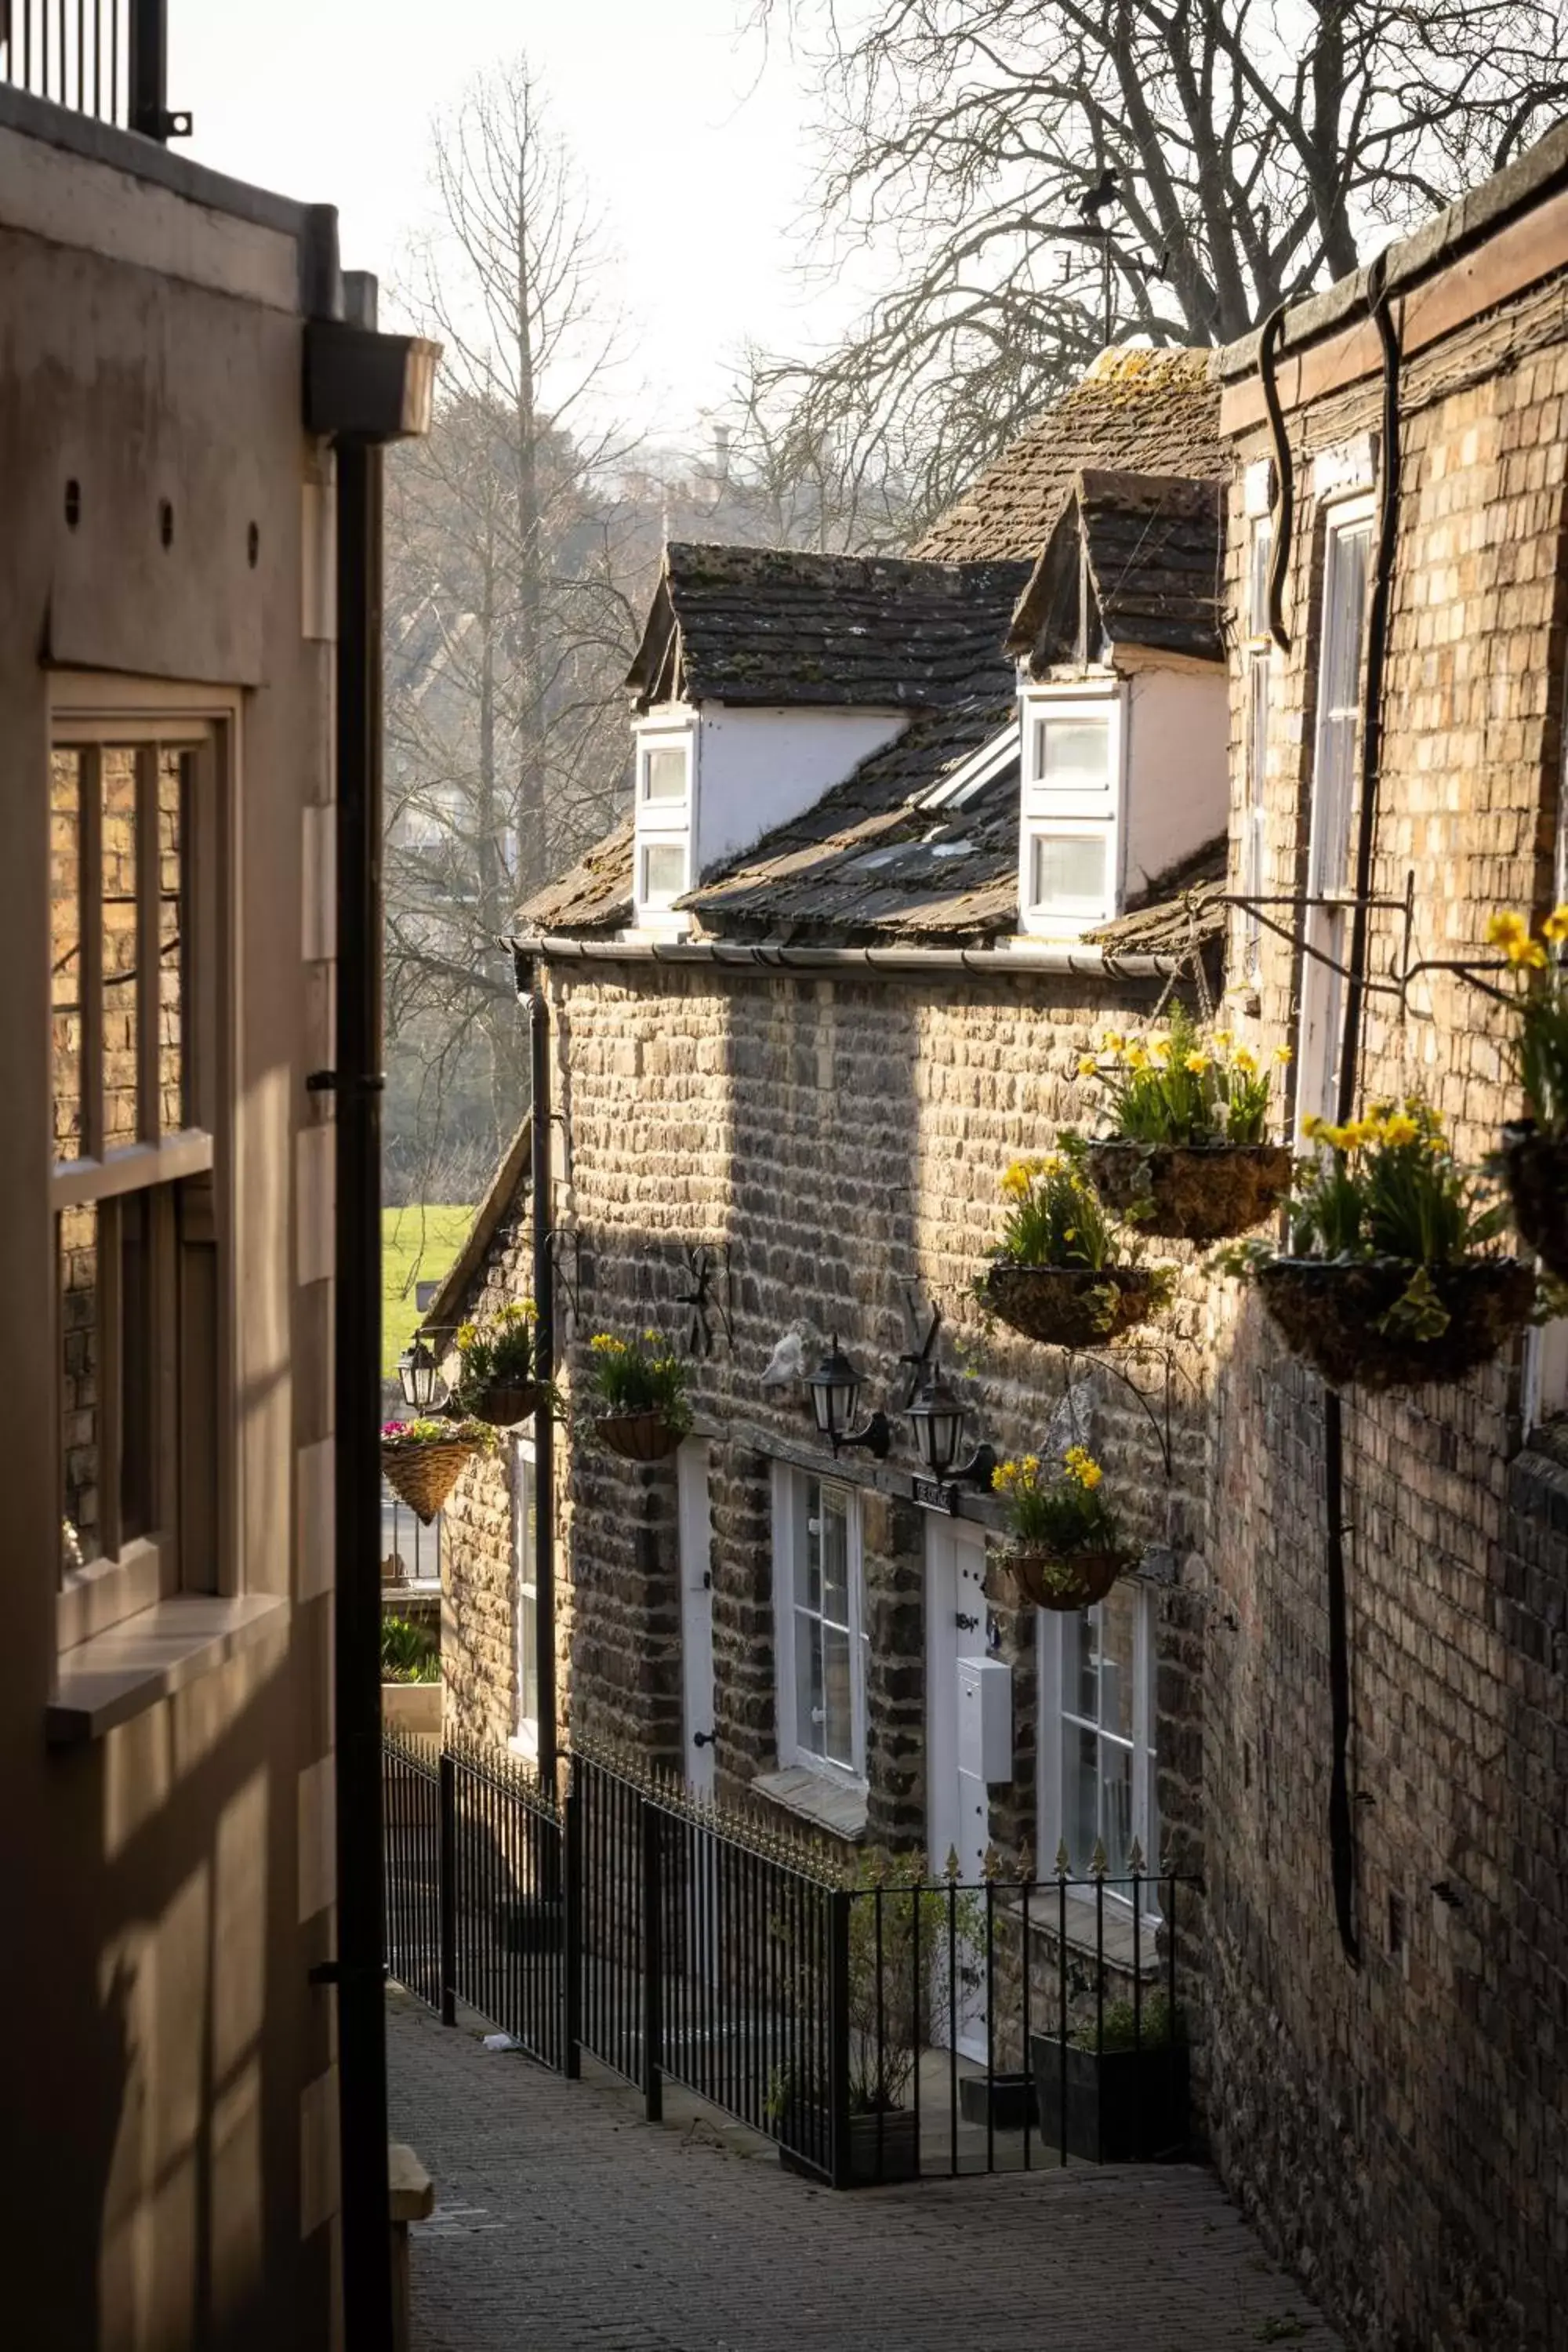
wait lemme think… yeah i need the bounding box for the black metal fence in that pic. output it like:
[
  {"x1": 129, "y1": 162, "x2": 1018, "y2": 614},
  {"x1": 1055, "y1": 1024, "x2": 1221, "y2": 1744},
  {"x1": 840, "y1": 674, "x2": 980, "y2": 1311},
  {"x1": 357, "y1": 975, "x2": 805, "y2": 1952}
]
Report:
[
  {"x1": 384, "y1": 1728, "x2": 1196, "y2": 2189},
  {"x1": 1, "y1": 2, "x2": 188, "y2": 140}
]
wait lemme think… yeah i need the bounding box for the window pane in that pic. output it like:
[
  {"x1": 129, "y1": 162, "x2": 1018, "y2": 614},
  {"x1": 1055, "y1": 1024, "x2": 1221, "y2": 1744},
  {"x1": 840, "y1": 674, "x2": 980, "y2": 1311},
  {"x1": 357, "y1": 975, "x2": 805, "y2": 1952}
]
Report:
[
  {"x1": 60, "y1": 1203, "x2": 102, "y2": 1573},
  {"x1": 795, "y1": 1608, "x2": 825, "y2": 1755},
  {"x1": 51, "y1": 751, "x2": 85, "y2": 1163},
  {"x1": 819, "y1": 1486, "x2": 849, "y2": 1626},
  {"x1": 1063, "y1": 1607, "x2": 1096, "y2": 1724},
  {"x1": 1247, "y1": 518, "x2": 1272, "y2": 639},
  {"x1": 1097, "y1": 1583, "x2": 1138, "y2": 1740},
  {"x1": 519, "y1": 1588, "x2": 539, "y2": 1728},
  {"x1": 101, "y1": 748, "x2": 140, "y2": 1150},
  {"x1": 1029, "y1": 831, "x2": 1106, "y2": 910},
  {"x1": 1066, "y1": 1722, "x2": 1099, "y2": 1874},
  {"x1": 643, "y1": 746, "x2": 687, "y2": 802},
  {"x1": 119, "y1": 1192, "x2": 153, "y2": 1544},
  {"x1": 1100, "y1": 1737, "x2": 1134, "y2": 1871},
  {"x1": 821, "y1": 1624, "x2": 853, "y2": 1768},
  {"x1": 1311, "y1": 521, "x2": 1370, "y2": 896},
  {"x1": 1036, "y1": 717, "x2": 1110, "y2": 790},
  {"x1": 517, "y1": 1454, "x2": 539, "y2": 1726},
  {"x1": 800, "y1": 1478, "x2": 824, "y2": 1613},
  {"x1": 158, "y1": 751, "x2": 187, "y2": 1133},
  {"x1": 641, "y1": 840, "x2": 685, "y2": 908}
]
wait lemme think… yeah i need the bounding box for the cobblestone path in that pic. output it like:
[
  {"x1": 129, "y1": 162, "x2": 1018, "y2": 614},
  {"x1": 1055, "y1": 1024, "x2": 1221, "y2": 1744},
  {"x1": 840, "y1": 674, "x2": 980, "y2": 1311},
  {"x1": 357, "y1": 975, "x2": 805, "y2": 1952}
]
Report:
[{"x1": 388, "y1": 1990, "x2": 1345, "y2": 2352}]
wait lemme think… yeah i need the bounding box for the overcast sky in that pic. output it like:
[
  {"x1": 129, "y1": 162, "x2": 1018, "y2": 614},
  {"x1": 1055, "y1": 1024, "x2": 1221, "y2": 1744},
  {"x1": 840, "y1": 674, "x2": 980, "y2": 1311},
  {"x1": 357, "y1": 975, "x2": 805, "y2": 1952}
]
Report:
[{"x1": 177, "y1": 0, "x2": 866, "y2": 449}]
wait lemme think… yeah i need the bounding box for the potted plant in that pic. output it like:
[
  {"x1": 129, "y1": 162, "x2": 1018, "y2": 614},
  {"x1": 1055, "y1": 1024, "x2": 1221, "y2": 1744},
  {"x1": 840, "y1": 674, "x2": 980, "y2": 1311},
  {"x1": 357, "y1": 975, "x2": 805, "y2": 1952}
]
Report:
[
  {"x1": 978, "y1": 1138, "x2": 1171, "y2": 1346},
  {"x1": 775, "y1": 1853, "x2": 978, "y2": 2187},
  {"x1": 1076, "y1": 1005, "x2": 1295, "y2": 1241},
  {"x1": 1488, "y1": 906, "x2": 1568, "y2": 1278},
  {"x1": 456, "y1": 1300, "x2": 543, "y2": 1426},
  {"x1": 1221, "y1": 1099, "x2": 1537, "y2": 1392},
  {"x1": 1030, "y1": 1990, "x2": 1188, "y2": 2163},
  {"x1": 585, "y1": 1329, "x2": 692, "y2": 1461},
  {"x1": 380, "y1": 1613, "x2": 442, "y2": 1734},
  {"x1": 993, "y1": 1447, "x2": 1139, "y2": 1610},
  {"x1": 379, "y1": 1414, "x2": 496, "y2": 1524}
]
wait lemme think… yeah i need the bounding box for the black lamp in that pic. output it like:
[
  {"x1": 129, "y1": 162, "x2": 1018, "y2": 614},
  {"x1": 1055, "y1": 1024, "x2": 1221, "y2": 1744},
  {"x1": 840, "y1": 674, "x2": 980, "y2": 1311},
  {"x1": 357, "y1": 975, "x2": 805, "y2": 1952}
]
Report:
[
  {"x1": 806, "y1": 1335, "x2": 891, "y2": 1459},
  {"x1": 907, "y1": 1371, "x2": 996, "y2": 1490},
  {"x1": 397, "y1": 1334, "x2": 442, "y2": 1413}
]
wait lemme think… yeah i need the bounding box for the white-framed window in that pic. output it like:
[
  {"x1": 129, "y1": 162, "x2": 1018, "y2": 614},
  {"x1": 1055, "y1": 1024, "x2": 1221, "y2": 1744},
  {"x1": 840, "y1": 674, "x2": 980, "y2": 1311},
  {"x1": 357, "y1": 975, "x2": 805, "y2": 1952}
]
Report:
[
  {"x1": 633, "y1": 723, "x2": 694, "y2": 924},
  {"x1": 1526, "y1": 677, "x2": 1568, "y2": 1425},
  {"x1": 1039, "y1": 1581, "x2": 1158, "y2": 1896},
  {"x1": 511, "y1": 1436, "x2": 539, "y2": 1758},
  {"x1": 1241, "y1": 510, "x2": 1274, "y2": 980},
  {"x1": 1296, "y1": 497, "x2": 1374, "y2": 1135},
  {"x1": 1018, "y1": 689, "x2": 1120, "y2": 934},
  {"x1": 52, "y1": 681, "x2": 234, "y2": 1654},
  {"x1": 772, "y1": 1465, "x2": 868, "y2": 1783}
]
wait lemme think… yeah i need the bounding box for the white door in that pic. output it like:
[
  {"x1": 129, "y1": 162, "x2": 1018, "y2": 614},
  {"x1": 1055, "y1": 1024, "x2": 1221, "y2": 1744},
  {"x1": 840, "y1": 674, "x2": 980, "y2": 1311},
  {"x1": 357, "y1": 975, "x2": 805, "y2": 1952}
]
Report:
[
  {"x1": 510, "y1": 1439, "x2": 539, "y2": 1762},
  {"x1": 925, "y1": 1515, "x2": 990, "y2": 2060},
  {"x1": 678, "y1": 1439, "x2": 716, "y2": 1795}
]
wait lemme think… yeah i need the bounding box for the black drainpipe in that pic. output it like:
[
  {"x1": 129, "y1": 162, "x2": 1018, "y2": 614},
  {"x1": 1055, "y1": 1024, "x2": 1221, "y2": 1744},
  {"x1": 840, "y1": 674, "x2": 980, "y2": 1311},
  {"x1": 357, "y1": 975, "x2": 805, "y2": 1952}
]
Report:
[
  {"x1": 1258, "y1": 254, "x2": 1402, "y2": 1967},
  {"x1": 530, "y1": 980, "x2": 558, "y2": 1785}
]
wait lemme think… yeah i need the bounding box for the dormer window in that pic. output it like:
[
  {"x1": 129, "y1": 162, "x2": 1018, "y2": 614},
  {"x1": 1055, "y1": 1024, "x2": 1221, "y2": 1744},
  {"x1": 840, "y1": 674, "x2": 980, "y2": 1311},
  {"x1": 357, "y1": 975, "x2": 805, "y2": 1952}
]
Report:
[
  {"x1": 1018, "y1": 688, "x2": 1121, "y2": 934},
  {"x1": 633, "y1": 722, "x2": 694, "y2": 927}
]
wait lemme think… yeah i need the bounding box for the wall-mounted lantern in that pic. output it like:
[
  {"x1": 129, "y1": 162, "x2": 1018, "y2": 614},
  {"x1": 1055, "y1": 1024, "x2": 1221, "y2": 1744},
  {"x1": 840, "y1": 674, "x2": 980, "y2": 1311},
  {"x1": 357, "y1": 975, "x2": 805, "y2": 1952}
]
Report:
[
  {"x1": 907, "y1": 1371, "x2": 996, "y2": 1509},
  {"x1": 397, "y1": 1335, "x2": 443, "y2": 1414},
  {"x1": 806, "y1": 1335, "x2": 891, "y2": 1460}
]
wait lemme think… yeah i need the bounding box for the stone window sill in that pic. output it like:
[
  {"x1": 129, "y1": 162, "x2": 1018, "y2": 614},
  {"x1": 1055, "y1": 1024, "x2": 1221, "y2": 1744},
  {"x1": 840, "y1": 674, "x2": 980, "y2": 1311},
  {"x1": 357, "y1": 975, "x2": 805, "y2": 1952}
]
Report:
[
  {"x1": 753, "y1": 1764, "x2": 868, "y2": 1842},
  {"x1": 999, "y1": 1882, "x2": 1164, "y2": 1973},
  {"x1": 49, "y1": 1593, "x2": 289, "y2": 1744}
]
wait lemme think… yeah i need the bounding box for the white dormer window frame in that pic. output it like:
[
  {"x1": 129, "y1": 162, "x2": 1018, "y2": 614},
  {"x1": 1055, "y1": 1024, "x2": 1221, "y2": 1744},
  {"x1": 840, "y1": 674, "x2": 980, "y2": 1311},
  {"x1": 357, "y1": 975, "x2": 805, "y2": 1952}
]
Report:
[
  {"x1": 633, "y1": 718, "x2": 695, "y2": 926},
  {"x1": 1017, "y1": 682, "x2": 1124, "y2": 937}
]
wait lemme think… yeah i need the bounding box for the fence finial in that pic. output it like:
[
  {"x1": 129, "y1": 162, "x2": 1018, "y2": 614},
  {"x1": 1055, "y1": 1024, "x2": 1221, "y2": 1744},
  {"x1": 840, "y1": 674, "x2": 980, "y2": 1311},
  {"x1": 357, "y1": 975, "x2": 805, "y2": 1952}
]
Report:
[
  {"x1": 1054, "y1": 1839, "x2": 1071, "y2": 1878},
  {"x1": 1014, "y1": 1839, "x2": 1035, "y2": 1885},
  {"x1": 1129, "y1": 1836, "x2": 1145, "y2": 1878},
  {"x1": 944, "y1": 1844, "x2": 962, "y2": 1883},
  {"x1": 981, "y1": 1842, "x2": 1001, "y2": 1882},
  {"x1": 1090, "y1": 1837, "x2": 1109, "y2": 1880}
]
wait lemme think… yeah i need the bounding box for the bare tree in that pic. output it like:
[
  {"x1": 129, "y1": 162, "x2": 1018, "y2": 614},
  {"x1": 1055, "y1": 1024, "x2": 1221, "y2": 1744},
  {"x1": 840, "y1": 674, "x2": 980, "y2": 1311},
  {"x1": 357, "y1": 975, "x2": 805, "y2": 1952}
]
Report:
[
  {"x1": 751, "y1": 0, "x2": 1568, "y2": 527},
  {"x1": 384, "y1": 59, "x2": 650, "y2": 1192}
]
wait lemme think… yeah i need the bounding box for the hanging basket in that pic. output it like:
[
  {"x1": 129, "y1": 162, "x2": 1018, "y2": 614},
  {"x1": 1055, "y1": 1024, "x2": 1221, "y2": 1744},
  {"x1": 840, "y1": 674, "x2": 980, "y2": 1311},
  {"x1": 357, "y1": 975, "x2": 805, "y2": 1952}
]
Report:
[
  {"x1": 1501, "y1": 1120, "x2": 1568, "y2": 1281},
  {"x1": 980, "y1": 1261, "x2": 1160, "y2": 1348},
  {"x1": 595, "y1": 1410, "x2": 684, "y2": 1463},
  {"x1": 1085, "y1": 1141, "x2": 1294, "y2": 1243},
  {"x1": 1006, "y1": 1548, "x2": 1137, "y2": 1613},
  {"x1": 473, "y1": 1380, "x2": 541, "y2": 1428},
  {"x1": 380, "y1": 1436, "x2": 478, "y2": 1525},
  {"x1": 1256, "y1": 1256, "x2": 1537, "y2": 1393}
]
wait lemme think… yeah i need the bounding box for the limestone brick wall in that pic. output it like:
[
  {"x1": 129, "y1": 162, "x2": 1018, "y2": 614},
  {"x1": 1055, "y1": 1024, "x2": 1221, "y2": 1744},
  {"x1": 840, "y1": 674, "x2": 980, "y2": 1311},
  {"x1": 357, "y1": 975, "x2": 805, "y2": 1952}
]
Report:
[
  {"x1": 1199, "y1": 297, "x2": 1568, "y2": 2350},
  {"x1": 440, "y1": 959, "x2": 1218, "y2": 1890}
]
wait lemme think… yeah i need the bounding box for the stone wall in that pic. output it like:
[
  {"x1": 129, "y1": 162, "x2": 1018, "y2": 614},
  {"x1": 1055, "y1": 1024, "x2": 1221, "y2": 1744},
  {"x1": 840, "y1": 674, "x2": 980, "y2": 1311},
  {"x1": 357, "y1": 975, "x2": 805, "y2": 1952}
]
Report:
[
  {"x1": 441, "y1": 960, "x2": 1215, "y2": 1889},
  {"x1": 1196, "y1": 292, "x2": 1568, "y2": 2350}
]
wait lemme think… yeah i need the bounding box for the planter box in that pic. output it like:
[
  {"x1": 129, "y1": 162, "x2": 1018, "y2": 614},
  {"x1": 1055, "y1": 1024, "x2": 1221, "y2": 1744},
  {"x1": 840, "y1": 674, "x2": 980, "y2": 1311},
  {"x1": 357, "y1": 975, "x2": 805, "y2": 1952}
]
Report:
[
  {"x1": 1029, "y1": 2032, "x2": 1188, "y2": 2163},
  {"x1": 779, "y1": 2103, "x2": 920, "y2": 2187},
  {"x1": 381, "y1": 1681, "x2": 442, "y2": 1737},
  {"x1": 958, "y1": 2070, "x2": 1034, "y2": 2132}
]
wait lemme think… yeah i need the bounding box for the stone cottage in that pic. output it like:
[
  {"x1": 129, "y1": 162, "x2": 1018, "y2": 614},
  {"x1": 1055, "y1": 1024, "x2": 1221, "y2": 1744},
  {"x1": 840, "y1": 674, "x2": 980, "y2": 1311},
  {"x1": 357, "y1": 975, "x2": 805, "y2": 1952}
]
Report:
[{"x1": 430, "y1": 348, "x2": 1232, "y2": 1912}]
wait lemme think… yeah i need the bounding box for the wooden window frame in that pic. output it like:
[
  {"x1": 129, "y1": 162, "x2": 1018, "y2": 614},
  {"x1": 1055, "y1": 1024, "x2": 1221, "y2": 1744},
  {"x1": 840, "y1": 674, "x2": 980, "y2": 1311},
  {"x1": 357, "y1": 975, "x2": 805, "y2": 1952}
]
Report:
[
  {"x1": 1017, "y1": 686, "x2": 1123, "y2": 936},
  {"x1": 51, "y1": 676, "x2": 241, "y2": 1655},
  {"x1": 771, "y1": 1463, "x2": 868, "y2": 1787}
]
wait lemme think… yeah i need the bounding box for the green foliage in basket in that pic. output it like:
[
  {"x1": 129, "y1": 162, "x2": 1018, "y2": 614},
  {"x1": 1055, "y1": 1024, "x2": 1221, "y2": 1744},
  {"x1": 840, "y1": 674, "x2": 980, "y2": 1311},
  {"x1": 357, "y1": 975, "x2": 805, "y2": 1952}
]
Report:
[
  {"x1": 1069, "y1": 1991, "x2": 1178, "y2": 2053},
  {"x1": 1076, "y1": 1004, "x2": 1287, "y2": 1146},
  {"x1": 1487, "y1": 906, "x2": 1568, "y2": 1132},
  {"x1": 380, "y1": 1614, "x2": 439, "y2": 1683},
  {"x1": 584, "y1": 1329, "x2": 692, "y2": 1435},
  {"x1": 995, "y1": 1136, "x2": 1120, "y2": 1269},
  {"x1": 381, "y1": 1415, "x2": 499, "y2": 1450},
  {"x1": 454, "y1": 1300, "x2": 537, "y2": 1400},
  {"x1": 995, "y1": 1448, "x2": 1121, "y2": 1556}
]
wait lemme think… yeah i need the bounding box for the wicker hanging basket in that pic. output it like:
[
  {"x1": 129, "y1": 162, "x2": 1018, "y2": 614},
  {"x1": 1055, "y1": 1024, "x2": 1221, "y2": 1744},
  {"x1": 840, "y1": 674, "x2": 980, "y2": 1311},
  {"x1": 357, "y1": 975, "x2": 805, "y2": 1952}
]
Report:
[
  {"x1": 473, "y1": 1381, "x2": 541, "y2": 1428},
  {"x1": 1256, "y1": 1255, "x2": 1537, "y2": 1393},
  {"x1": 1085, "y1": 1141, "x2": 1294, "y2": 1243},
  {"x1": 1501, "y1": 1120, "x2": 1568, "y2": 1281},
  {"x1": 380, "y1": 1435, "x2": 478, "y2": 1525},
  {"x1": 979, "y1": 1261, "x2": 1160, "y2": 1348},
  {"x1": 1007, "y1": 1548, "x2": 1136, "y2": 1613},
  {"x1": 595, "y1": 1410, "x2": 684, "y2": 1463}
]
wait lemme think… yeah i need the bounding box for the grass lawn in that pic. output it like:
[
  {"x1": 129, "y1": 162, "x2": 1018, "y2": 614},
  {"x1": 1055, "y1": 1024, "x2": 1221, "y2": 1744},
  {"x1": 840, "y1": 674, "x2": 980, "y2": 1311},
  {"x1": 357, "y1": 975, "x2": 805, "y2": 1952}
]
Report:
[{"x1": 382, "y1": 1204, "x2": 474, "y2": 1377}]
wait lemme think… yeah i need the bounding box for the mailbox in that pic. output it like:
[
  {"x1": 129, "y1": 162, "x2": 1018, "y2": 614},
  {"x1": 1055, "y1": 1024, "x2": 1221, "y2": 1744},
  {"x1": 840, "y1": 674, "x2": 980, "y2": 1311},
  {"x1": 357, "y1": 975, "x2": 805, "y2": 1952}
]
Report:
[{"x1": 956, "y1": 1655, "x2": 1013, "y2": 1784}]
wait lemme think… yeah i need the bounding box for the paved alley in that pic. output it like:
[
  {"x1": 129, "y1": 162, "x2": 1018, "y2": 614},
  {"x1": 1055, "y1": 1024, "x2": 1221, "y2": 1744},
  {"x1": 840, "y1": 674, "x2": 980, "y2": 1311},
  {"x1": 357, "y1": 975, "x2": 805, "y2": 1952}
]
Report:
[{"x1": 388, "y1": 1990, "x2": 1345, "y2": 2352}]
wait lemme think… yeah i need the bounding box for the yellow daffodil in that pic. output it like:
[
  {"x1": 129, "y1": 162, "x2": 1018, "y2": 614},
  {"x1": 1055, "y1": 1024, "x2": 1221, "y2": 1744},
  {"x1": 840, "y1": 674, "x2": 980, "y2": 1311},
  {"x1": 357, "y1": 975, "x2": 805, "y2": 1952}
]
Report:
[
  {"x1": 1274, "y1": 1044, "x2": 1294, "y2": 1065},
  {"x1": 1232, "y1": 1046, "x2": 1259, "y2": 1076},
  {"x1": 1487, "y1": 910, "x2": 1529, "y2": 948},
  {"x1": 1543, "y1": 905, "x2": 1568, "y2": 943},
  {"x1": 1150, "y1": 1037, "x2": 1172, "y2": 1065},
  {"x1": 1001, "y1": 1163, "x2": 1031, "y2": 1200},
  {"x1": 1125, "y1": 1044, "x2": 1150, "y2": 1071},
  {"x1": 1212, "y1": 1028, "x2": 1232, "y2": 1048},
  {"x1": 1508, "y1": 937, "x2": 1549, "y2": 969},
  {"x1": 1382, "y1": 1112, "x2": 1420, "y2": 1146},
  {"x1": 456, "y1": 1322, "x2": 478, "y2": 1349},
  {"x1": 1077, "y1": 1054, "x2": 1099, "y2": 1077},
  {"x1": 1185, "y1": 1049, "x2": 1212, "y2": 1074},
  {"x1": 1102, "y1": 1029, "x2": 1125, "y2": 1053},
  {"x1": 1301, "y1": 1112, "x2": 1323, "y2": 1140}
]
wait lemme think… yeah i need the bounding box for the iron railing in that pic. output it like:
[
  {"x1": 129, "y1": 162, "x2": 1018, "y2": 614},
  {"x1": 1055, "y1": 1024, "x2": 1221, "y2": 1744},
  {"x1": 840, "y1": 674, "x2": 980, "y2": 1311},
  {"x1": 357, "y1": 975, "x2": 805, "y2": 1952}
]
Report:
[
  {"x1": 1, "y1": 1, "x2": 190, "y2": 140},
  {"x1": 383, "y1": 1729, "x2": 1196, "y2": 2188}
]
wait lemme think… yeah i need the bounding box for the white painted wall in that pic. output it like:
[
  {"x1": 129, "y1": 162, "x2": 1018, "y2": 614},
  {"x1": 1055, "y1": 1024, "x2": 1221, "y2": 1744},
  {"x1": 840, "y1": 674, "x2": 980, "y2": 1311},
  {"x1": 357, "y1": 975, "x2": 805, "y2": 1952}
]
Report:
[
  {"x1": 694, "y1": 702, "x2": 907, "y2": 872},
  {"x1": 1122, "y1": 668, "x2": 1230, "y2": 898}
]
